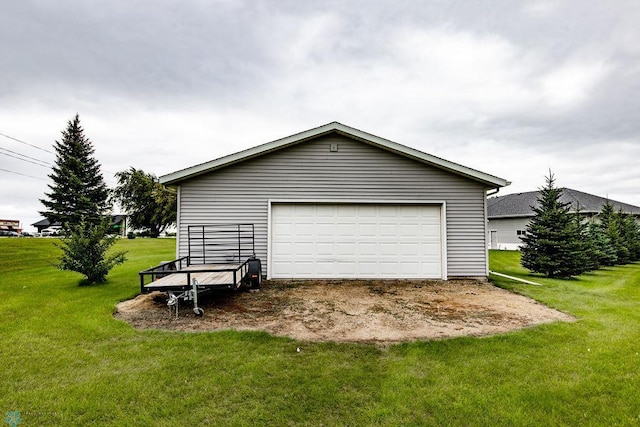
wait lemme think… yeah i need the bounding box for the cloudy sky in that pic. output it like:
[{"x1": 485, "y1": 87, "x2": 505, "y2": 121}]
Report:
[{"x1": 1, "y1": 0, "x2": 639, "y2": 231}]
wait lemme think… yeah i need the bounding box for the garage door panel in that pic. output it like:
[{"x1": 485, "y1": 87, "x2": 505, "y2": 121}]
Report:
[
  {"x1": 380, "y1": 242, "x2": 399, "y2": 256},
  {"x1": 271, "y1": 204, "x2": 443, "y2": 279},
  {"x1": 316, "y1": 223, "x2": 335, "y2": 236},
  {"x1": 358, "y1": 242, "x2": 377, "y2": 256},
  {"x1": 315, "y1": 261, "x2": 335, "y2": 272},
  {"x1": 400, "y1": 262, "x2": 421, "y2": 275},
  {"x1": 294, "y1": 242, "x2": 314, "y2": 255},
  {"x1": 337, "y1": 205, "x2": 358, "y2": 216},
  {"x1": 336, "y1": 223, "x2": 355, "y2": 236},
  {"x1": 337, "y1": 242, "x2": 356, "y2": 255},
  {"x1": 316, "y1": 242, "x2": 335, "y2": 255}
]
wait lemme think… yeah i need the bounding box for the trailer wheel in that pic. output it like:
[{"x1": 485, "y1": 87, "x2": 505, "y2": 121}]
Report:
[
  {"x1": 247, "y1": 258, "x2": 262, "y2": 289},
  {"x1": 250, "y1": 265, "x2": 262, "y2": 289},
  {"x1": 193, "y1": 307, "x2": 204, "y2": 317}
]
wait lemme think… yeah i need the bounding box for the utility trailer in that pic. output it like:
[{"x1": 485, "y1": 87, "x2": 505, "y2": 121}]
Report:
[{"x1": 139, "y1": 224, "x2": 262, "y2": 316}]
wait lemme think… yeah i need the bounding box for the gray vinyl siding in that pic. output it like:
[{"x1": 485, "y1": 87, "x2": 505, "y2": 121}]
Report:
[
  {"x1": 488, "y1": 217, "x2": 532, "y2": 249},
  {"x1": 176, "y1": 133, "x2": 490, "y2": 277}
]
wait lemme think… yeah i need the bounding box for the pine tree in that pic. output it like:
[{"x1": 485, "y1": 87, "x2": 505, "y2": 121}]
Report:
[
  {"x1": 40, "y1": 115, "x2": 124, "y2": 285},
  {"x1": 600, "y1": 201, "x2": 627, "y2": 265},
  {"x1": 570, "y1": 207, "x2": 592, "y2": 272},
  {"x1": 586, "y1": 221, "x2": 617, "y2": 268},
  {"x1": 626, "y1": 214, "x2": 640, "y2": 261},
  {"x1": 56, "y1": 218, "x2": 126, "y2": 284},
  {"x1": 616, "y1": 210, "x2": 640, "y2": 263},
  {"x1": 520, "y1": 172, "x2": 587, "y2": 278},
  {"x1": 40, "y1": 114, "x2": 110, "y2": 229}
]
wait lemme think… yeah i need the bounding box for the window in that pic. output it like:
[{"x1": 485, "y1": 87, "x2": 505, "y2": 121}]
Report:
[{"x1": 517, "y1": 230, "x2": 527, "y2": 236}]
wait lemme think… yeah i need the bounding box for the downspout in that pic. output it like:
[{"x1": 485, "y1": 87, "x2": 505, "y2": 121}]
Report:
[
  {"x1": 175, "y1": 185, "x2": 181, "y2": 259},
  {"x1": 484, "y1": 187, "x2": 501, "y2": 275}
]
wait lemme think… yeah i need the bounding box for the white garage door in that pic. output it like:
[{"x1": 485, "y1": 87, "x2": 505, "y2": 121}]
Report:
[{"x1": 270, "y1": 203, "x2": 443, "y2": 279}]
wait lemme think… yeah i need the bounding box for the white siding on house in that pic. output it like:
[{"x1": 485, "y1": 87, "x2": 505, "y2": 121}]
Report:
[
  {"x1": 176, "y1": 133, "x2": 490, "y2": 277},
  {"x1": 488, "y1": 217, "x2": 531, "y2": 250}
]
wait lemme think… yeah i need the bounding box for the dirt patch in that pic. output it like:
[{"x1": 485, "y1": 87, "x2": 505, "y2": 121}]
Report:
[{"x1": 115, "y1": 279, "x2": 574, "y2": 344}]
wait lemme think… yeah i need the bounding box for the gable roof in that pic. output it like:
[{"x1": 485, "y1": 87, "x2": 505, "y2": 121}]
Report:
[
  {"x1": 487, "y1": 188, "x2": 640, "y2": 218},
  {"x1": 160, "y1": 121, "x2": 510, "y2": 188}
]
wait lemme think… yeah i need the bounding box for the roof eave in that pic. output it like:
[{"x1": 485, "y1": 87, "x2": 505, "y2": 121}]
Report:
[{"x1": 159, "y1": 122, "x2": 510, "y2": 188}]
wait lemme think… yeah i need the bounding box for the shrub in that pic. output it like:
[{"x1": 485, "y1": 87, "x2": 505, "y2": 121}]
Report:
[{"x1": 56, "y1": 219, "x2": 127, "y2": 284}]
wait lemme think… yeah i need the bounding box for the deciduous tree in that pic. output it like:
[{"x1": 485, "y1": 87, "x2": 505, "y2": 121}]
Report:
[{"x1": 111, "y1": 167, "x2": 176, "y2": 237}]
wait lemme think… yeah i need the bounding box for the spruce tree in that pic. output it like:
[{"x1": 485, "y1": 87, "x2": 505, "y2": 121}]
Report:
[
  {"x1": 40, "y1": 114, "x2": 110, "y2": 229},
  {"x1": 616, "y1": 210, "x2": 640, "y2": 263},
  {"x1": 40, "y1": 115, "x2": 125, "y2": 285},
  {"x1": 586, "y1": 221, "x2": 617, "y2": 268},
  {"x1": 570, "y1": 207, "x2": 592, "y2": 272},
  {"x1": 625, "y1": 213, "x2": 640, "y2": 261},
  {"x1": 520, "y1": 172, "x2": 587, "y2": 278},
  {"x1": 600, "y1": 201, "x2": 627, "y2": 265},
  {"x1": 56, "y1": 218, "x2": 126, "y2": 284}
]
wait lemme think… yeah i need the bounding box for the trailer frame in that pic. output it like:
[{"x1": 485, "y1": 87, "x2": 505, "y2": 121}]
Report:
[{"x1": 138, "y1": 224, "x2": 262, "y2": 315}]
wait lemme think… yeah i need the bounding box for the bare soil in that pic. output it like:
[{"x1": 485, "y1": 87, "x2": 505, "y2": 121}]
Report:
[{"x1": 115, "y1": 279, "x2": 574, "y2": 344}]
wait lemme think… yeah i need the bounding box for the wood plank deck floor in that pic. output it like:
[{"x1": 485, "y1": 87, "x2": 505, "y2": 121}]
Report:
[{"x1": 144, "y1": 264, "x2": 243, "y2": 288}]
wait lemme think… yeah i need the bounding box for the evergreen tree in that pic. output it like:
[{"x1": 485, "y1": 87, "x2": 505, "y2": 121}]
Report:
[
  {"x1": 40, "y1": 115, "x2": 124, "y2": 285},
  {"x1": 111, "y1": 167, "x2": 176, "y2": 237},
  {"x1": 616, "y1": 210, "x2": 640, "y2": 263},
  {"x1": 570, "y1": 207, "x2": 592, "y2": 272},
  {"x1": 600, "y1": 201, "x2": 627, "y2": 265},
  {"x1": 520, "y1": 172, "x2": 587, "y2": 278},
  {"x1": 40, "y1": 114, "x2": 110, "y2": 229},
  {"x1": 586, "y1": 221, "x2": 617, "y2": 268},
  {"x1": 56, "y1": 218, "x2": 126, "y2": 284}
]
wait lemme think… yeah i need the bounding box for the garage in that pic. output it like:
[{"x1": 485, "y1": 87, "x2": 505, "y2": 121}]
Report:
[
  {"x1": 162, "y1": 122, "x2": 510, "y2": 279},
  {"x1": 269, "y1": 203, "x2": 445, "y2": 279}
]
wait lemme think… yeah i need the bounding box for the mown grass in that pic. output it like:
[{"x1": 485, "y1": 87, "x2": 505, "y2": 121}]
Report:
[{"x1": 1, "y1": 241, "x2": 639, "y2": 425}]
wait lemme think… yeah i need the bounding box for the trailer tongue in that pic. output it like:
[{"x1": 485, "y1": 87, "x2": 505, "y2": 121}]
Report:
[{"x1": 139, "y1": 224, "x2": 262, "y2": 316}]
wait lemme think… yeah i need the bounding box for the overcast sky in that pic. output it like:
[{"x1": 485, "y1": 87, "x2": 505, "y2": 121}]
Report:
[{"x1": 2, "y1": 0, "x2": 639, "y2": 231}]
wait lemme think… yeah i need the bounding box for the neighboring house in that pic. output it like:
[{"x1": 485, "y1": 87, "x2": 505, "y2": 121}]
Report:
[
  {"x1": 31, "y1": 218, "x2": 61, "y2": 233},
  {"x1": 160, "y1": 122, "x2": 509, "y2": 280},
  {"x1": 0, "y1": 219, "x2": 21, "y2": 234},
  {"x1": 32, "y1": 215, "x2": 128, "y2": 236},
  {"x1": 487, "y1": 188, "x2": 640, "y2": 250}
]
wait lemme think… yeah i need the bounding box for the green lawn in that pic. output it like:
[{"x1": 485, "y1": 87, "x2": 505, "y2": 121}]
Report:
[{"x1": 1, "y1": 241, "x2": 639, "y2": 426}]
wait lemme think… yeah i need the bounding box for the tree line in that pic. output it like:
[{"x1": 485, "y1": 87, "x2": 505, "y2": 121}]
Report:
[
  {"x1": 520, "y1": 173, "x2": 640, "y2": 278},
  {"x1": 39, "y1": 115, "x2": 177, "y2": 284}
]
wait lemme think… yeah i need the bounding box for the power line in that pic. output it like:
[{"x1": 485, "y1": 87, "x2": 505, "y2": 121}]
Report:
[
  {"x1": 0, "y1": 130, "x2": 118, "y2": 176},
  {"x1": 0, "y1": 131, "x2": 53, "y2": 154},
  {"x1": 0, "y1": 167, "x2": 48, "y2": 181},
  {"x1": 0, "y1": 130, "x2": 119, "y2": 189},
  {"x1": 0, "y1": 153, "x2": 49, "y2": 168},
  {"x1": 0, "y1": 151, "x2": 51, "y2": 168},
  {"x1": 0, "y1": 146, "x2": 52, "y2": 167}
]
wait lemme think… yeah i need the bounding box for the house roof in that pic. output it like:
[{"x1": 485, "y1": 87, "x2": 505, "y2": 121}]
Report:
[
  {"x1": 32, "y1": 214, "x2": 127, "y2": 227},
  {"x1": 160, "y1": 122, "x2": 510, "y2": 188},
  {"x1": 487, "y1": 188, "x2": 640, "y2": 218},
  {"x1": 31, "y1": 218, "x2": 53, "y2": 227}
]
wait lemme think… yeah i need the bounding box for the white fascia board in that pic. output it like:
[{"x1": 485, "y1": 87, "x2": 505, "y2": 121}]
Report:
[
  {"x1": 160, "y1": 121, "x2": 511, "y2": 189},
  {"x1": 160, "y1": 123, "x2": 338, "y2": 185},
  {"x1": 331, "y1": 123, "x2": 510, "y2": 189}
]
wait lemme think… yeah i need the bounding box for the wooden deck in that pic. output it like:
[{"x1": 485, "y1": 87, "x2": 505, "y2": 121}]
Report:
[{"x1": 143, "y1": 264, "x2": 244, "y2": 290}]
